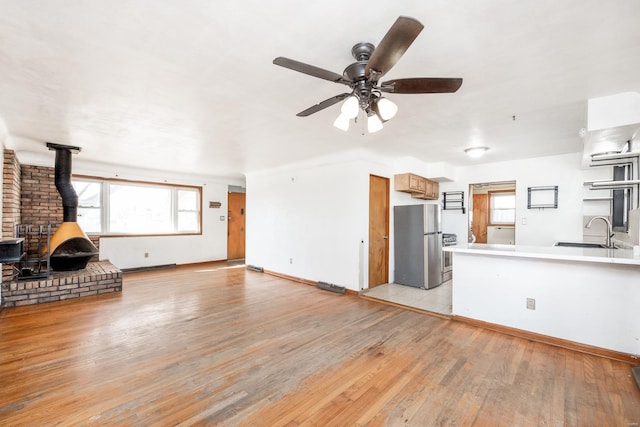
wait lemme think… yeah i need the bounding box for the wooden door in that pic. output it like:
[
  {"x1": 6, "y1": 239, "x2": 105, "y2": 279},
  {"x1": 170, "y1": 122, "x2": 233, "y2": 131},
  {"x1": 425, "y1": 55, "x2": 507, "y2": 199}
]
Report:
[
  {"x1": 369, "y1": 175, "x2": 389, "y2": 288},
  {"x1": 227, "y1": 192, "x2": 246, "y2": 260},
  {"x1": 472, "y1": 193, "x2": 488, "y2": 243}
]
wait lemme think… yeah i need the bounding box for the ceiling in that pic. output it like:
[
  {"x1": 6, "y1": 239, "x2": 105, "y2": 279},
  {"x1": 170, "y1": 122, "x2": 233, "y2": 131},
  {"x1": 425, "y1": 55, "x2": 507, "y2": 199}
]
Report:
[{"x1": 1, "y1": 1, "x2": 639, "y2": 180}]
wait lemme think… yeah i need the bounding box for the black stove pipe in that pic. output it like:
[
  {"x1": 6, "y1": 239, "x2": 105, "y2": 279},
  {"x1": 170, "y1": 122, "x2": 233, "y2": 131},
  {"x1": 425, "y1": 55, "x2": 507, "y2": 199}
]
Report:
[
  {"x1": 45, "y1": 142, "x2": 98, "y2": 271},
  {"x1": 54, "y1": 147, "x2": 78, "y2": 222}
]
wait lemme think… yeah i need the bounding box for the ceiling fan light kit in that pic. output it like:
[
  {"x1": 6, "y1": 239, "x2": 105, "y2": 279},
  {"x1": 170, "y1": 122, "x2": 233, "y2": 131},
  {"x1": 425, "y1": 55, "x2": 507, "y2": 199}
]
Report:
[
  {"x1": 465, "y1": 147, "x2": 490, "y2": 158},
  {"x1": 367, "y1": 113, "x2": 384, "y2": 133},
  {"x1": 333, "y1": 112, "x2": 351, "y2": 131},
  {"x1": 341, "y1": 96, "x2": 360, "y2": 118},
  {"x1": 376, "y1": 97, "x2": 398, "y2": 120},
  {"x1": 273, "y1": 16, "x2": 462, "y2": 133}
]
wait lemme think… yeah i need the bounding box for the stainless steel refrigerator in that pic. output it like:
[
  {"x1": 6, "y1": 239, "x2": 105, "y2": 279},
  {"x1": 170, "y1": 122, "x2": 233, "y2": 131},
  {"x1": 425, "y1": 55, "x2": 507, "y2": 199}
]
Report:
[{"x1": 393, "y1": 204, "x2": 443, "y2": 289}]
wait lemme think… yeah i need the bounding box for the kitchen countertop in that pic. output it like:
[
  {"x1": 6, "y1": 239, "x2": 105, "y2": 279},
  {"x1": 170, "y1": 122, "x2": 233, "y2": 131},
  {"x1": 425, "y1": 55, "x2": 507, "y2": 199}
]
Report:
[{"x1": 444, "y1": 242, "x2": 640, "y2": 266}]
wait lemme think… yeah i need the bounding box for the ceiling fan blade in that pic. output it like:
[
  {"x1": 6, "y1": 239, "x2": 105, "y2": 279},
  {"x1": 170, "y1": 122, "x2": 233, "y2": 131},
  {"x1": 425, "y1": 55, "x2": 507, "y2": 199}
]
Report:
[
  {"x1": 296, "y1": 93, "x2": 351, "y2": 117},
  {"x1": 380, "y1": 77, "x2": 463, "y2": 94},
  {"x1": 365, "y1": 16, "x2": 424, "y2": 81},
  {"x1": 274, "y1": 57, "x2": 348, "y2": 84}
]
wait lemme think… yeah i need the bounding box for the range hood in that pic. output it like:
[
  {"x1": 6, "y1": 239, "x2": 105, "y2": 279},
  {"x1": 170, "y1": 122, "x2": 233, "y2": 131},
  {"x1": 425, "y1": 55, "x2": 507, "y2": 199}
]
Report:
[
  {"x1": 583, "y1": 92, "x2": 640, "y2": 160},
  {"x1": 582, "y1": 93, "x2": 640, "y2": 229}
]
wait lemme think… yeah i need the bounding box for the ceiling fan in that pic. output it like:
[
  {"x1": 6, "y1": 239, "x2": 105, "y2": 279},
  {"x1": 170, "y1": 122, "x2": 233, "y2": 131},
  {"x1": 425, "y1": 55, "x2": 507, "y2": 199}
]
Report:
[{"x1": 273, "y1": 16, "x2": 463, "y2": 133}]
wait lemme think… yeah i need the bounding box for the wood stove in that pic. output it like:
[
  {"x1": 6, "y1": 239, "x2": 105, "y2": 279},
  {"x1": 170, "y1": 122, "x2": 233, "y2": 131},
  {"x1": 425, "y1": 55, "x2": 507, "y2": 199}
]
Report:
[{"x1": 45, "y1": 143, "x2": 98, "y2": 271}]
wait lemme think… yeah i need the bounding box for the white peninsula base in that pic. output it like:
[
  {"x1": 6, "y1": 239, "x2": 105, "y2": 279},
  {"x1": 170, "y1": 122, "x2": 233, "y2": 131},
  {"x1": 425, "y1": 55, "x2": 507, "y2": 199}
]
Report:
[{"x1": 448, "y1": 244, "x2": 640, "y2": 358}]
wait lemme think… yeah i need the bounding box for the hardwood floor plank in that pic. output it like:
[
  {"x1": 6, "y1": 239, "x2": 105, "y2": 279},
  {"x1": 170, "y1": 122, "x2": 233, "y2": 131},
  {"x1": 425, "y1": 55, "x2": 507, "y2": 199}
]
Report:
[{"x1": 1, "y1": 262, "x2": 638, "y2": 425}]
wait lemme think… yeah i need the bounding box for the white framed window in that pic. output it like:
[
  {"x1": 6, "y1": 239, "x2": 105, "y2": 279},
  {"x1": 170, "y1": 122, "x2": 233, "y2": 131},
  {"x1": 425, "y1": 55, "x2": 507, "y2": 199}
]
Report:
[
  {"x1": 75, "y1": 180, "x2": 102, "y2": 233},
  {"x1": 73, "y1": 178, "x2": 201, "y2": 235},
  {"x1": 489, "y1": 191, "x2": 516, "y2": 225},
  {"x1": 177, "y1": 189, "x2": 200, "y2": 232}
]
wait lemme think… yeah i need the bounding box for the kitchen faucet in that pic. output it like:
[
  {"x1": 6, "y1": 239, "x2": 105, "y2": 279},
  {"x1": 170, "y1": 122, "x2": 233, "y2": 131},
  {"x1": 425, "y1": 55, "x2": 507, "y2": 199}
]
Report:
[{"x1": 585, "y1": 216, "x2": 615, "y2": 248}]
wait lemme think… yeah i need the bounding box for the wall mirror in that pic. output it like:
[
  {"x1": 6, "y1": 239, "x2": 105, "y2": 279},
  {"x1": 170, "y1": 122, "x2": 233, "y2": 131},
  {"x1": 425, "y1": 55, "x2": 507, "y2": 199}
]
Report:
[{"x1": 468, "y1": 180, "x2": 516, "y2": 244}]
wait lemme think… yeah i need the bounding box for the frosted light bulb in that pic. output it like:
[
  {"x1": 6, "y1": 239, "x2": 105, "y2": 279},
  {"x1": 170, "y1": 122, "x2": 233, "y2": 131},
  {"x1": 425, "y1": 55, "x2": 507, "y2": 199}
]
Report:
[
  {"x1": 367, "y1": 114, "x2": 383, "y2": 133},
  {"x1": 376, "y1": 98, "x2": 398, "y2": 120},
  {"x1": 341, "y1": 96, "x2": 359, "y2": 119},
  {"x1": 333, "y1": 112, "x2": 350, "y2": 131}
]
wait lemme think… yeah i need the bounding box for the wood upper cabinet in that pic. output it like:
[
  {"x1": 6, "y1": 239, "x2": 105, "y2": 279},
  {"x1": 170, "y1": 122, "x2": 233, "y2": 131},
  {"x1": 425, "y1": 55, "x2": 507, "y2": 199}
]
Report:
[
  {"x1": 394, "y1": 173, "x2": 426, "y2": 193},
  {"x1": 394, "y1": 173, "x2": 439, "y2": 200},
  {"x1": 426, "y1": 180, "x2": 439, "y2": 199}
]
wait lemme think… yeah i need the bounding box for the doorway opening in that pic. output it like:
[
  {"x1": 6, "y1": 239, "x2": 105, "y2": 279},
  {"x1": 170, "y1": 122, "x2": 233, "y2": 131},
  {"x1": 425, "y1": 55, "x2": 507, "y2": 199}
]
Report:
[{"x1": 469, "y1": 181, "x2": 516, "y2": 244}]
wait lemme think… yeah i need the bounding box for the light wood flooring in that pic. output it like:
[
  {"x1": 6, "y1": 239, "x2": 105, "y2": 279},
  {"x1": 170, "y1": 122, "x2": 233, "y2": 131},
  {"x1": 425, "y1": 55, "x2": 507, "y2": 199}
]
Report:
[{"x1": 1, "y1": 262, "x2": 638, "y2": 425}]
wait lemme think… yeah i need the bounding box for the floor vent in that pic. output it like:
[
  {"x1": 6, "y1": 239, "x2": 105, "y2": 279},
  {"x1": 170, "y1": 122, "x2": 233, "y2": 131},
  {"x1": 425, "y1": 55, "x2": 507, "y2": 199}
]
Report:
[
  {"x1": 317, "y1": 281, "x2": 345, "y2": 294},
  {"x1": 247, "y1": 265, "x2": 264, "y2": 272}
]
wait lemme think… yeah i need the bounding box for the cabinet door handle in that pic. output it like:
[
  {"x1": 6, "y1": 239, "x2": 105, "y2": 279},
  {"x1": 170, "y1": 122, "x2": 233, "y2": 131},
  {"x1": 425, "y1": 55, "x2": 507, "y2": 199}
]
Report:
[{"x1": 383, "y1": 236, "x2": 389, "y2": 239}]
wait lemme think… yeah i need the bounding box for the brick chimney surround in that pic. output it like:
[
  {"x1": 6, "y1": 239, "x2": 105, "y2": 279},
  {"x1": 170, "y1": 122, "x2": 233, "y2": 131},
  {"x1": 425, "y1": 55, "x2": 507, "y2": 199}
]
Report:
[{"x1": 1, "y1": 149, "x2": 122, "y2": 307}]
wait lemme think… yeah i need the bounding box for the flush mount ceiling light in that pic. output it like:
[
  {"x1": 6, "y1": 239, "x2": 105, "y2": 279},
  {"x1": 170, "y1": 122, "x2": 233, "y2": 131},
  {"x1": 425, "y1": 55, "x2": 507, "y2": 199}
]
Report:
[
  {"x1": 273, "y1": 16, "x2": 463, "y2": 134},
  {"x1": 464, "y1": 146, "x2": 489, "y2": 158}
]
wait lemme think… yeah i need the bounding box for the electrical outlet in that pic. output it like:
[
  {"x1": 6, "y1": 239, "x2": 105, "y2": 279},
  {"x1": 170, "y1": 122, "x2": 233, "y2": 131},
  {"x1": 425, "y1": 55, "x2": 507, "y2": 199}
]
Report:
[
  {"x1": 526, "y1": 298, "x2": 536, "y2": 310},
  {"x1": 289, "y1": 258, "x2": 293, "y2": 264},
  {"x1": 144, "y1": 252, "x2": 149, "y2": 258}
]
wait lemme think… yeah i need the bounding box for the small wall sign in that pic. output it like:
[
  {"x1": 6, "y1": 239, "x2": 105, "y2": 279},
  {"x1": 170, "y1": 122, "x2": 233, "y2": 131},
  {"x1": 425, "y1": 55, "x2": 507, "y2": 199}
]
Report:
[{"x1": 209, "y1": 201, "x2": 222, "y2": 208}]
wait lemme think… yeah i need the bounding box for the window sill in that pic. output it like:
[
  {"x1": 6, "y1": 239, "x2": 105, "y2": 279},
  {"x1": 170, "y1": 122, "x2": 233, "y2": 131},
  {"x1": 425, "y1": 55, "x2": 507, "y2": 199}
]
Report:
[{"x1": 90, "y1": 232, "x2": 202, "y2": 238}]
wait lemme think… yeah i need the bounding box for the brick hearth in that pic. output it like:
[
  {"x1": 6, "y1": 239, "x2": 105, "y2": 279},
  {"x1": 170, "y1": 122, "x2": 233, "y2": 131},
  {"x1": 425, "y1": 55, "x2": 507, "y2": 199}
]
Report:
[{"x1": 1, "y1": 261, "x2": 122, "y2": 308}]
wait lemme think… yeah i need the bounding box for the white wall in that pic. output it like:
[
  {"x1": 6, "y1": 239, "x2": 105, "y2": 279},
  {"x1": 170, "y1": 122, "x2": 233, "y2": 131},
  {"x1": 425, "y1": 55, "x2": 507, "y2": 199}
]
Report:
[
  {"x1": 245, "y1": 151, "x2": 610, "y2": 292},
  {"x1": 439, "y1": 152, "x2": 595, "y2": 246},
  {"x1": 76, "y1": 161, "x2": 236, "y2": 269},
  {"x1": 16, "y1": 153, "x2": 241, "y2": 270},
  {"x1": 98, "y1": 179, "x2": 230, "y2": 269},
  {"x1": 246, "y1": 153, "x2": 394, "y2": 291}
]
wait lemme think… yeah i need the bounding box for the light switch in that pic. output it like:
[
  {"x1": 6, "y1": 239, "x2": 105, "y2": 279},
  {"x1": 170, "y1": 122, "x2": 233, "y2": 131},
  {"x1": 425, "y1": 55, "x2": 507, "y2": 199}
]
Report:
[
  {"x1": 521, "y1": 217, "x2": 527, "y2": 225},
  {"x1": 526, "y1": 298, "x2": 536, "y2": 310},
  {"x1": 220, "y1": 216, "x2": 225, "y2": 221}
]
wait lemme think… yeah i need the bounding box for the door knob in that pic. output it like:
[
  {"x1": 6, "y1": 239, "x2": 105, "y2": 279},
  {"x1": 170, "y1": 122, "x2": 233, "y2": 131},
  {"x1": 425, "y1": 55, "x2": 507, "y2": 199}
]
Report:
[{"x1": 383, "y1": 236, "x2": 389, "y2": 239}]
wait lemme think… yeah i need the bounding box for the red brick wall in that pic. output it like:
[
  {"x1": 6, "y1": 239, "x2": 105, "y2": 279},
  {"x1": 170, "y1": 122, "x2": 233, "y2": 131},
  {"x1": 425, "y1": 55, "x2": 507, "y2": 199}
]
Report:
[
  {"x1": 2, "y1": 150, "x2": 21, "y2": 239},
  {"x1": 20, "y1": 163, "x2": 100, "y2": 251},
  {"x1": 1, "y1": 150, "x2": 99, "y2": 251},
  {"x1": 1, "y1": 261, "x2": 121, "y2": 308},
  {"x1": 20, "y1": 164, "x2": 63, "y2": 231}
]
